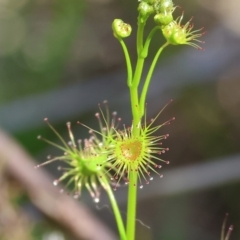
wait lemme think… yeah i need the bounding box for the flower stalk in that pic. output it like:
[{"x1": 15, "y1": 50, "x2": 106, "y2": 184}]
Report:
[
  {"x1": 112, "y1": 1, "x2": 204, "y2": 239},
  {"x1": 38, "y1": 0, "x2": 204, "y2": 239}
]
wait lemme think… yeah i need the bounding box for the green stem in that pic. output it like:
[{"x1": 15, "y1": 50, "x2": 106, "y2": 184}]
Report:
[
  {"x1": 139, "y1": 42, "x2": 169, "y2": 117},
  {"x1": 125, "y1": 16, "x2": 148, "y2": 240},
  {"x1": 137, "y1": 17, "x2": 145, "y2": 55},
  {"x1": 126, "y1": 88, "x2": 140, "y2": 240},
  {"x1": 129, "y1": 86, "x2": 141, "y2": 136},
  {"x1": 102, "y1": 176, "x2": 127, "y2": 240},
  {"x1": 127, "y1": 59, "x2": 143, "y2": 240},
  {"x1": 126, "y1": 171, "x2": 138, "y2": 240},
  {"x1": 141, "y1": 26, "x2": 160, "y2": 58},
  {"x1": 129, "y1": 56, "x2": 145, "y2": 136},
  {"x1": 132, "y1": 58, "x2": 145, "y2": 88},
  {"x1": 118, "y1": 38, "x2": 133, "y2": 87}
]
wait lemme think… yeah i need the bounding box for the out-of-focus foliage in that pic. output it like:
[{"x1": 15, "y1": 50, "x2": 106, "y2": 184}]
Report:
[{"x1": 0, "y1": 0, "x2": 84, "y2": 103}]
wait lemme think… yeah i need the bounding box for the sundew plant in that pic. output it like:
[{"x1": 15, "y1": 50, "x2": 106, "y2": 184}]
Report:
[{"x1": 36, "y1": 0, "x2": 206, "y2": 239}]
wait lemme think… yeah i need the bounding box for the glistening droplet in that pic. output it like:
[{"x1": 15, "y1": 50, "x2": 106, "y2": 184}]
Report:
[{"x1": 53, "y1": 180, "x2": 58, "y2": 186}]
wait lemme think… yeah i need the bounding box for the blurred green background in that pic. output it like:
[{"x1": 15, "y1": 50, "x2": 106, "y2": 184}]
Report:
[{"x1": 0, "y1": 0, "x2": 240, "y2": 239}]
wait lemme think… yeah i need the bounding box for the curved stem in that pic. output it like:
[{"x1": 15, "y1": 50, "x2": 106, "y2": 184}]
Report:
[
  {"x1": 139, "y1": 42, "x2": 169, "y2": 117},
  {"x1": 132, "y1": 57, "x2": 145, "y2": 88},
  {"x1": 141, "y1": 26, "x2": 160, "y2": 58},
  {"x1": 102, "y1": 176, "x2": 127, "y2": 240},
  {"x1": 118, "y1": 38, "x2": 133, "y2": 87}
]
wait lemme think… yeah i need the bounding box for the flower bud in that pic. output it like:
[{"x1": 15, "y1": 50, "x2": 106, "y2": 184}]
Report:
[
  {"x1": 138, "y1": 2, "x2": 155, "y2": 22},
  {"x1": 112, "y1": 19, "x2": 132, "y2": 39},
  {"x1": 159, "y1": 0, "x2": 174, "y2": 12},
  {"x1": 154, "y1": 12, "x2": 173, "y2": 25},
  {"x1": 161, "y1": 16, "x2": 204, "y2": 49}
]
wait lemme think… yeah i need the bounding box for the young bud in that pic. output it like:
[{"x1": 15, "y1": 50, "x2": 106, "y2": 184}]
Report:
[
  {"x1": 159, "y1": 0, "x2": 174, "y2": 12},
  {"x1": 112, "y1": 19, "x2": 132, "y2": 39},
  {"x1": 162, "y1": 14, "x2": 205, "y2": 49},
  {"x1": 138, "y1": 2, "x2": 155, "y2": 22},
  {"x1": 154, "y1": 12, "x2": 173, "y2": 25}
]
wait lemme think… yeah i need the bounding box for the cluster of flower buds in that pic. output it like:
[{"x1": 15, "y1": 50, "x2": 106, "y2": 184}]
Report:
[
  {"x1": 138, "y1": 0, "x2": 204, "y2": 49},
  {"x1": 138, "y1": 0, "x2": 175, "y2": 24},
  {"x1": 161, "y1": 14, "x2": 204, "y2": 49}
]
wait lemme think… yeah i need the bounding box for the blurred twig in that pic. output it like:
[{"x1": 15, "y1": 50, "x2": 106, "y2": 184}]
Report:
[
  {"x1": 0, "y1": 162, "x2": 33, "y2": 240},
  {"x1": 0, "y1": 128, "x2": 117, "y2": 240}
]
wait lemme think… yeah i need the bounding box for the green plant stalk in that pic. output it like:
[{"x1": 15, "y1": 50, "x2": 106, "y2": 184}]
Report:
[
  {"x1": 126, "y1": 170, "x2": 138, "y2": 240},
  {"x1": 140, "y1": 26, "x2": 160, "y2": 58},
  {"x1": 126, "y1": 82, "x2": 141, "y2": 240},
  {"x1": 126, "y1": 19, "x2": 147, "y2": 240},
  {"x1": 124, "y1": 12, "x2": 169, "y2": 240},
  {"x1": 140, "y1": 42, "x2": 169, "y2": 117},
  {"x1": 137, "y1": 18, "x2": 145, "y2": 54},
  {"x1": 118, "y1": 38, "x2": 133, "y2": 87},
  {"x1": 102, "y1": 175, "x2": 127, "y2": 240}
]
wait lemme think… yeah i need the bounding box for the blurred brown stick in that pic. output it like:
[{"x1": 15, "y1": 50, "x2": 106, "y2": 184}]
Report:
[{"x1": 0, "y1": 128, "x2": 117, "y2": 240}]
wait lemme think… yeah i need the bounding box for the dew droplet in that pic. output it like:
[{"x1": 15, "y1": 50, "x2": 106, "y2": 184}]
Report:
[
  {"x1": 160, "y1": 174, "x2": 163, "y2": 178},
  {"x1": 150, "y1": 177, "x2": 153, "y2": 181},
  {"x1": 73, "y1": 194, "x2": 79, "y2": 199},
  {"x1": 139, "y1": 185, "x2": 143, "y2": 189},
  {"x1": 94, "y1": 197, "x2": 100, "y2": 203},
  {"x1": 53, "y1": 180, "x2": 58, "y2": 186}
]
